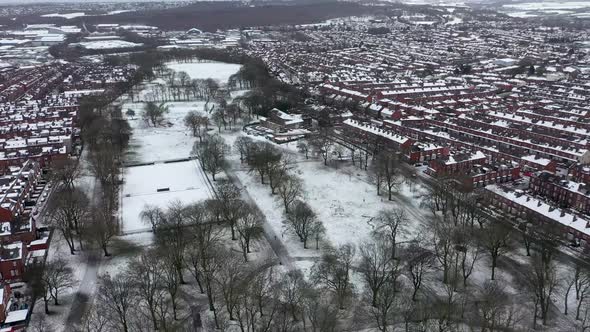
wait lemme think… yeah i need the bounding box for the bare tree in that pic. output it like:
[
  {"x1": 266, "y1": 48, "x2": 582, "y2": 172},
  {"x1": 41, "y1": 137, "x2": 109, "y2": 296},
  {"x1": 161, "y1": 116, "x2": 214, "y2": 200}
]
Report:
[
  {"x1": 373, "y1": 208, "x2": 408, "y2": 259},
  {"x1": 430, "y1": 218, "x2": 456, "y2": 285},
  {"x1": 279, "y1": 270, "x2": 307, "y2": 322},
  {"x1": 184, "y1": 202, "x2": 223, "y2": 294},
  {"x1": 29, "y1": 314, "x2": 53, "y2": 332},
  {"x1": 46, "y1": 188, "x2": 89, "y2": 254},
  {"x1": 480, "y1": 222, "x2": 511, "y2": 280},
  {"x1": 248, "y1": 142, "x2": 282, "y2": 185},
  {"x1": 51, "y1": 157, "x2": 80, "y2": 190},
  {"x1": 89, "y1": 196, "x2": 118, "y2": 257},
  {"x1": 277, "y1": 174, "x2": 303, "y2": 213},
  {"x1": 297, "y1": 141, "x2": 310, "y2": 159},
  {"x1": 139, "y1": 204, "x2": 165, "y2": 232},
  {"x1": 236, "y1": 204, "x2": 264, "y2": 262},
  {"x1": 473, "y1": 281, "x2": 520, "y2": 332},
  {"x1": 302, "y1": 288, "x2": 341, "y2": 332},
  {"x1": 216, "y1": 250, "x2": 246, "y2": 321},
  {"x1": 359, "y1": 238, "x2": 398, "y2": 307},
  {"x1": 154, "y1": 201, "x2": 189, "y2": 283},
  {"x1": 234, "y1": 136, "x2": 254, "y2": 163},
  {"x1": 565, "y1": 266, "x2": 578, "y2": 316},
  {"x1": 284, "y1": 200, "x2": 319, "y2": 249},
  {"x1": 142, "y1": 101, "x2": 169, "y2": 127},
  {"x1": 193, "y1": 135, "x2": 228, "y2": 181},
  {"x1": 45, "y1": 257, "x2": 74, "y2": 305},
  {"x1": 160, "y1": 252, "x2": 181, "y2": 321},
  {"x1": 184, "y1": 111, "x2": 209, "y2": 142},
  {"x1": 525, "y1": 253, "x2": 559, "y2": 327},
  {"x1": 453, "y1": 228, "x2": 481, "y2": 287},
  {"x1": 311, "y1": 243, "x2": 355, "y2": 309},
  {"x1": 404, "y1": 242, "x2": 434, "y2": 301},
  {"x1": 268, "y1": 156, "x2": 293, "y2": 195},
  {"x1": 26, "y1": 262, "x2": 50, "y2": 314},
  {"x1": 369, "y1": 279, "x2": 398, "y2": 332},
  {"x1": 97, "y1": 273, "x2": 137, "y2": 332},
  {"x1": 309, "y1": 132, "x2": 333, "y2": 166},
  {"x1": 87, "y1": 145, "x2": 120, "y2": 186},
  {"x1": 576, "y1": 272, "x2": 590, "y2": 321},
  {"x1": 128, "y1": 250, "x2": 165, "y2": 330},
  {"x1": 372, "y1": 152, "x2": 402, "y2": 201}
]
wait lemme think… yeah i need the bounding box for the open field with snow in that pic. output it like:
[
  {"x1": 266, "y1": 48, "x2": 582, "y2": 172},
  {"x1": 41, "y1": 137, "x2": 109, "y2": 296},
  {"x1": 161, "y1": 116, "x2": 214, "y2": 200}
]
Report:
[
  {"x1": 77, "y1": 40, "x2": 143, "y2": 50},
  {"x1": 124, "y1": 101, "x2": 207, "y2": 163},
  {"x1": 501, "y1": 1, "x2": 590, "y2": 17},
  {"x1": 165, "y1": 61, "x2": 242, "y2": 83},
  {"x1": 120, "y1": 60, "x2": 244, "y2": 233},
  {"x1": 121, "y1": 160, "x2": 212, "y2": 234}
]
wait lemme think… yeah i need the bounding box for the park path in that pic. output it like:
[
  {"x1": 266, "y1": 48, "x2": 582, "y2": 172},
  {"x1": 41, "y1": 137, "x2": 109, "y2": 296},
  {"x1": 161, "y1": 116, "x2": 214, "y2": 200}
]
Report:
[{"x1": 223, "y1": 161, "x2": 297, "y2": 271}]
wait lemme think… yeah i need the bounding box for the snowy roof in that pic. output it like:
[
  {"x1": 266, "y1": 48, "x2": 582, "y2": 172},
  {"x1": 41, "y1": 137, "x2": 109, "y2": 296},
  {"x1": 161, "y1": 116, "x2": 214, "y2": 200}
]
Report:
[
  {"x1": 445, "y1": 151, "x2": 486, "y2": 165},
  {"x1": 487, "y1": 185, "x2": 590, "y2": 237},
  {"x1": 521, "y1": 155, "x2": 553, "y2": 166},
  {"x1": 344, "y1": 119, "x2": 410, "y2": 145},
  {"x1": 4, "y1": 309, "x2": 28, "y2": 324}
]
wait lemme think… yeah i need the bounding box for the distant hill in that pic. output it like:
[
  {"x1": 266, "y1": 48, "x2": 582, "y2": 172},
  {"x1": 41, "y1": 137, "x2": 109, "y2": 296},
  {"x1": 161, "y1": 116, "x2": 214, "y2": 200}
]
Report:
[{"x1": 1, "y1": 1, "x2": 385, "y2": 31}]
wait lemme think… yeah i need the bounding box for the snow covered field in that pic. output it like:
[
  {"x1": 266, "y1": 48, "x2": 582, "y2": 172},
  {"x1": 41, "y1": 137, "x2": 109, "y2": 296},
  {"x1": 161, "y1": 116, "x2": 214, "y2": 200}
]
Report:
[
  {"x1": 77, "y1": 40, "x2": 143, "y2": 50},
  {"x1": 120, "y1": 60, "x2": 244, "y2": 233},
  {"x1": 165, "y1": 61, "x2": 242, "y2": 83},
  {"x1": 124, "y1": 101, "x2": 207, "y2": 163},
  {"x1": 501, "y1": 1, "x2": 590, "y2": 17},
  {"x1": 42, "y1": 12, "x2": 86, "y2": 19},
  {"x1": 503, "y1": 1, "x2": 590, "y2": 11},
  {"x1": 121, "y1": 160, "x2": 212, "y2": 233}
]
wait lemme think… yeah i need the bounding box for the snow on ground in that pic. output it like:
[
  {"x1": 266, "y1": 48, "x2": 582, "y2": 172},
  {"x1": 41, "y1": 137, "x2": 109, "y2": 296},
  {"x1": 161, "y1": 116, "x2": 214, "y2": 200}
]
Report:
[
  {"x1": 503, "y1": 1, "x2": 590, "y2": 11},
  {"x1": 98, "y1": 232, "x2": 154, "y2": 276},
  {"x1": 31, "y1": 233, "x2": 87, "y2": 331},
  {"x1": 229, "y1": 137, "x2": 432, "y2": 270},
  {"x1": 120, "y1": 60, "x2": 244, "y2": 233},
  {"x1": 121, "y1": 160, "x2": 212, "y2": 233},
  {"x1": 165, "y1": 61, "x2": 242, "y2": 83},
  {"x1": 77, "y1": 40, "x2": 143, "y2": 50},
  {"x1": 41, "y1": 12, "x2": 86, "y2": 19},
  {"x1": 445, "y1": 16, "x2": 463, "y2": 25},
  {"x1": 124, "y1": 101, "x2": 207, "y2": 163}
]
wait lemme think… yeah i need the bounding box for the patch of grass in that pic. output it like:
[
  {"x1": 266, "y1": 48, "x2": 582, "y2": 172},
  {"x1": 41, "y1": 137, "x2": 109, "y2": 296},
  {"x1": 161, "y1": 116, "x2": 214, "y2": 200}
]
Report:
[{"x1": 109, "y1": 237, "x2": 144, "y2": 257}]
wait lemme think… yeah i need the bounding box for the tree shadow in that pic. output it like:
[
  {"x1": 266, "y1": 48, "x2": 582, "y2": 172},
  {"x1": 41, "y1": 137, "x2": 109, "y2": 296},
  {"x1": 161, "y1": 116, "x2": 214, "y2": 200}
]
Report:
[{"x1": 109, "y1": 237, "x2": 144, "y2": 257}]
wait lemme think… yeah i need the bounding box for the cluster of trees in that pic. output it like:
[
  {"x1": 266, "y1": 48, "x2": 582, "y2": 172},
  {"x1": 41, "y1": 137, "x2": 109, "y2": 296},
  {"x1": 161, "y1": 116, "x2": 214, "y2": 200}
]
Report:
[
  {"x1": 370, "y1": 151, "x2": 403, "y2": 201},
  {"x1": 27, "y1": 256, "x2": 74, "y2": 316},
  {"x1": 84, "y1": 189, "x2": 266, "y2": 330},
  {"x1": 48, "y1": 106, "x2": 125, "y2": 259},
  {"x1": 416, "y1": 177, "x2": 590, "y2": 330},
  {"x1": 287, "y1": 133, "x2": 590, "y2": 330},
  {"x1": 229, "y1": 57, "x2": 309, "y2": 117},
  {"x1": 141, "y1": 102, "x2": 170, "y2": 127},
  {"x1": 234, "y1": 137, "x2": 326, "y2": 250},
  {"x1": 139, "y1": 69, "x2": 223, "y2": 104},
  {"x1": 29, "y1": 86, "x2": 134, "y2": 320},
  {"x1": 192, "y1": 135, "x2": 229, "y2": 181}
]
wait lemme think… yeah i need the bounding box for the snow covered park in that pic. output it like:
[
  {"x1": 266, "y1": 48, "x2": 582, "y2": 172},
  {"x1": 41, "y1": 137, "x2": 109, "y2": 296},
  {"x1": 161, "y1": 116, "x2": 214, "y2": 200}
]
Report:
[
  {"x1": 120, "y1": 60, "x2": 243, "y2": 233},
  {"x1": 231, "y1": 143, "x2": 431, "y2": 268}
]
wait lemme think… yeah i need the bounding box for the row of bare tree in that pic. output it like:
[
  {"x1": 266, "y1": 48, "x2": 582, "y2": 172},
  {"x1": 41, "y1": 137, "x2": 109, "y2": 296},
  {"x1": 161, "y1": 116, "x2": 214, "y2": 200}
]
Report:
[{"x1": 234, "y1": 137, "x2": 327, "y2": 250}]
